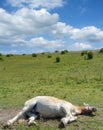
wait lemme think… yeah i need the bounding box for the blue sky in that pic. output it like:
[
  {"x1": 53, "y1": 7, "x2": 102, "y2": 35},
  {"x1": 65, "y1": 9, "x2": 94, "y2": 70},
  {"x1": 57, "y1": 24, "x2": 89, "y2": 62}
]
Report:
[{"x1": 0, "y1": 0, "x2": 103, "y2": 54}]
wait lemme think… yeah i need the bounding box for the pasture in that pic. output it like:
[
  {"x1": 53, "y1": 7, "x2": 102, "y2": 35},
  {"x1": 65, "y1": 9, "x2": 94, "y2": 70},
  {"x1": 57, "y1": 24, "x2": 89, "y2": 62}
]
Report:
[{"x1": 0, "y1": 51, "x2": 103, "y2": 130}]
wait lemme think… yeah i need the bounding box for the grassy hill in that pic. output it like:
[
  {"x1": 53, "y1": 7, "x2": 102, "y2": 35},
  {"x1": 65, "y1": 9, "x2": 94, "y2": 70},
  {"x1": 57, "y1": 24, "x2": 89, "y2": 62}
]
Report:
[{"x1": 0, "y1": 51, "x2": 103, "y2": 129}]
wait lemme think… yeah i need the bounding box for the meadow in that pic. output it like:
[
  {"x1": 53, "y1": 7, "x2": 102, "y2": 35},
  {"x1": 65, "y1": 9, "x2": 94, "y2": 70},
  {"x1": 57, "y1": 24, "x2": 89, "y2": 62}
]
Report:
[{"x1": 0, "y1": 51, "x2": 103, "y2": 130}]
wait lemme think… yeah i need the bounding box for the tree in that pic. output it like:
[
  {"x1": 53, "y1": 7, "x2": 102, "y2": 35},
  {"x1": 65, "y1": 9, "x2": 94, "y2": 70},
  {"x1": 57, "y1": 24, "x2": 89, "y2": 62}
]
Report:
[
  {"x1": 81, "y1": 50, "x2": 87, "y2": 56},
  {"x1": 6, "y1": 54, "x2": 13, "y2": 57},
  {"x1": 47, "y1": 55, "x2": 52, "y2": 58},
  {"x1": 87, "y1": 51, "x2": 93, "y2": 60},
  {"x1": 61, "y1": 50, "x2": 68, "y2": 54},
  {"x1": 99, "y1": 48, "x2": 103, "y2": 53},
  {"x1": 0, "y1": 57, "x2": 3, "y2": 61},
  {"x1": 32, "y1": 53, "x2": 37, "y2": 57},
  {"x1": 0, "y1": 53, "x2": 2, "y2": 56},
  {"x1": 56, "y1": 57, "x2": 60, "y2": 63}
]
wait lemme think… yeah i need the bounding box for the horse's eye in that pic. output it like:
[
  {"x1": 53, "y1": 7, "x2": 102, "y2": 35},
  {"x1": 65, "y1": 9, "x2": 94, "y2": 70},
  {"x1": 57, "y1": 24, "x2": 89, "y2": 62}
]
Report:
[{"x1": 92, "y1": 107, "x2": 97, "y2": 112}]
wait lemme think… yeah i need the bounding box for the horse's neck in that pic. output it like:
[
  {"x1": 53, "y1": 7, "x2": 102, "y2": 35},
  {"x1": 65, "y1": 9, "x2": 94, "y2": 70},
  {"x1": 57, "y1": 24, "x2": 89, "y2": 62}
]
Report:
[{"x1": 74, "y1": 106, "x2": 86, "y2": 115}]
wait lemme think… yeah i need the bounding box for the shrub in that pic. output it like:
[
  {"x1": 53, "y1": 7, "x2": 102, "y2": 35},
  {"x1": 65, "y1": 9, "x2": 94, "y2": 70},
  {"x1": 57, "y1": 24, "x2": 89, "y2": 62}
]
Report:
[
  {"x1": 81, "y1": 51, "x2": 93, "y2": 60},
  {"x1": 99, "y1": 48, "x2": 103, "y2": 53},
  {"x1": 55, "y1": 50, "x2": 59, "y2": 53},
  {"x1": 56, "y1": 57, "x2": 60, "y2": 63},
  {"x1": 41, "y1": 52, "x2": 45, "y2": 55},
  {"x1": 6, "y1": 54, "x2": 13, "y2": 57},
  {"x1": 0, "y1": 53, "x2": 2, "y2": 56},
  {"x1": 0, "y1": 57, "x2": 3, "y2": 61},
  {"x1": 87, "y1": 51, "x2": 93, "y2": 60},
  {"x1": 61, "y1": 50, "x2": 68, "y2": 54},
  {"x1": 64, "y1": 50, "x2": 68, "y2": 53},
  {"x1": 81, "y1": 50, "x2": 87, "y2": 56},
  {"x1": 22, "y1": 54, "x2": 26, "y2": 56},
  {"x1": 61, "y1": 51, "x2": 65, "y2": 54},
  {"x1": 47, "y1": 55, "x2": 52, "y2": 58},
  {"x1": 32, "y1": 53, "x2": 37, "y2": 57}
]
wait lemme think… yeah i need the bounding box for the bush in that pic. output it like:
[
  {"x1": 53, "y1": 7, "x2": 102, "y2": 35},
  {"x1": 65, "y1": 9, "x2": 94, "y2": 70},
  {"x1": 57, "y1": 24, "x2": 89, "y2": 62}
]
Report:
[
  {"x1": 56, "y1": 57, "x2": 60, "y2": 63},
  {"x1": 0, "y1": 53, "x2": 2, "y2": 56},
  {"x1": 32, "y1": 53, "x2": 37, "y2": 57},
  {"x1": 81, "y1": 51, "x2": 93, "y2": 60},
  {"x1": 22, "y1": 54, "x2": 26, "y2": 56},
  {"x1": 41, "y1": 52, "x2": 45, "y2": 55},
  {"x1": 87, "y1": 51, "x2": 93, "y2": 60},
  {"x1": 6, "y1": 54, "x2": 13, "y2": 57},
  {"x1": 0, "y1": 57, "x2": 3, "y2": 61},
  {"x1": 55, "y1": 50, "x2": 59, "y2": 53},
  {"x1": 64, "y1": 50, "x2": 68, "y2": 53},
  {"x1": 99, "y1": 48, "x2": 103, "y2": 53},
  {"x1": 81, "y1": 50, "x2": 87, "y2": 56},
  {"x1": 47, "y1": 55, "x2": 52, "y2": 58},
  {"x1": 61, "y1": 50, "x2": 68, "y2": 54}
]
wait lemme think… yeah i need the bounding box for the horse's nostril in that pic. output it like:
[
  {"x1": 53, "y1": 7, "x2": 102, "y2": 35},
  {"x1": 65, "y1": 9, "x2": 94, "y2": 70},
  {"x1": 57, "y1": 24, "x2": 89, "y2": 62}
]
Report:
[{"x1": 94, "y1": 108, "x2": 97, "y2": 111}]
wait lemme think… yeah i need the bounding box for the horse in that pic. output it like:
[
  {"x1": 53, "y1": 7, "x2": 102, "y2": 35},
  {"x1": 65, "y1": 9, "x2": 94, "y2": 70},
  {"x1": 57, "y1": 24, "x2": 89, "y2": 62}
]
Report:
[{"x1": 5, "y1": 96, "x2": 97, "y2": 127}]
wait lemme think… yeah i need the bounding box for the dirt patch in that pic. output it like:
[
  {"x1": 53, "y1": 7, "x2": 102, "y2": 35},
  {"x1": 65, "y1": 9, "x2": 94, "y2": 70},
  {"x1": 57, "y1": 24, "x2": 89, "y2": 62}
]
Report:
[
  {"x1": 0, "y1": 107, "x2": 62, "y2": 129},
  {"x1": 0, "y1": 107, "x2": 103, "y2": 130},
  {"x1": 0, "y1": 107, "x2": 21, "y2": 123}
]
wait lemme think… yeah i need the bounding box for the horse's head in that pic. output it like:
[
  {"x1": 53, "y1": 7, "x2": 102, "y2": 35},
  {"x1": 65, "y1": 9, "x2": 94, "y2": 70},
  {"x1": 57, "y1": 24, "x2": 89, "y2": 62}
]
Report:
[{"x1": 82, "y1": 103, "x2": 98, "y2": 115}]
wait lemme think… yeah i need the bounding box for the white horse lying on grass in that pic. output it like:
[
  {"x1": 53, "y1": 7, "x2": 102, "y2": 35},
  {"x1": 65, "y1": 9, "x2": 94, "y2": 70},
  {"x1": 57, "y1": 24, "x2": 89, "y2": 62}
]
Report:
[{"x1": 5, "y1": 96, "x2": 97, "y2": 127}]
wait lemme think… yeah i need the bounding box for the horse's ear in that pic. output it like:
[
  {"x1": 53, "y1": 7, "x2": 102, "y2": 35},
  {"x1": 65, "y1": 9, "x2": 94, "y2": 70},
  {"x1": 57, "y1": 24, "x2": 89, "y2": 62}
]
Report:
[
  {"x1": 83, "y1": 103, "x2": 89, "y2": 107},
  {"x1": 83, "y1": 103, "x2": 86, "y2": 106}
]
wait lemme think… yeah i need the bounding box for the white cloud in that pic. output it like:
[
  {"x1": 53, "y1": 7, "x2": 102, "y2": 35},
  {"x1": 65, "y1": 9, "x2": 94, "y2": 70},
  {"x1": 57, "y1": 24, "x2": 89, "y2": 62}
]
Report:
[
  {"x1": 0, "y1": 7, "x2": 63, "y2": 52},
  {"x1": 11, "y1": 37, "x2": 64, "y2": 51},
  {"x1": 0, "y1": 4, "x2": 103, "y2": 53},
  {"x1": 7, "y1": 0, "x2": 65, "y2": 9},
  {"x1": 52, "y1": 23, "x2": 103, "y2": 43},
  {"x1": 1, "y1": 7, "x2": 103, "y2": 44},
  {"x1": 0, "y1": 8, "x2": 59, "y2": 40},
  {"x1": 71, "y1": 42, "x2": 92, "y2": 50},
  {"x1": 0, "y1": 50, "x2": 19, "y2": 54},
  {"x1": 52, "y1": 22, "x2": 73, "y2": 37},
  {"x1": 70, "y1": 26, "x2": 103, "y2": 43},
  {"x1": 27, "y1": 37, "x2": 64, "y2": 50}
]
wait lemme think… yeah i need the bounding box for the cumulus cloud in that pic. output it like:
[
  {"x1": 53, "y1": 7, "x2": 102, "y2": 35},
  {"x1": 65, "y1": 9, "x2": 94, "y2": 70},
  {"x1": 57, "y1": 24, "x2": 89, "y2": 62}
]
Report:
[
  {"x1": 1, "y1": 7, "x2": 103, "y2": 44},
  {"x1": 0, "y1": 7, "x2": 64, "y2": 52},
  {"x1": 0, "y1": 50, "x2": 20, "y2": 54},
  {"x1": 52, "y1": 22, "x2": 103, "y2": 43},
  {"x1": 70, "y1": 26, "x2": 103, "y2": 43},
  {"x1": 28, "y1": 37, "x2": 64, "y2": 49},
  {"x1": 0, "y1": 2, "x2": 103, "y2": 53},
  {"x1": 7, "y1": 0, "x2": 65, "y2": 9},
  {"x1": 10, "y1": 37, "x2": 64, "y2": 53},
  {"x1": 52, "y1": 22, "x2": 73, "y2": 37},
  {"x1": 71, "y1": 42, "x2": 92, "y2": 50},
  {"x1": 0, "y1": 8, "x2": 59, "y2": 39}
]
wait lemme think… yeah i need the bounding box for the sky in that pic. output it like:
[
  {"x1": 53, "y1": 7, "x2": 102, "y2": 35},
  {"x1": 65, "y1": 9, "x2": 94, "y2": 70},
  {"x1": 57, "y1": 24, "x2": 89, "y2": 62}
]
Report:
[{"x1": 0, "y1": 0, "x2": 103, "y2": 54}]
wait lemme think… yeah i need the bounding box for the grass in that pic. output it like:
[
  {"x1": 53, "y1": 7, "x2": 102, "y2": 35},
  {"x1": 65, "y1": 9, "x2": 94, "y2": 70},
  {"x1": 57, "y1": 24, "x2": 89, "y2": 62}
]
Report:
[{"x1": 0, "y1": 51, "x2": 103, "y2": 129}]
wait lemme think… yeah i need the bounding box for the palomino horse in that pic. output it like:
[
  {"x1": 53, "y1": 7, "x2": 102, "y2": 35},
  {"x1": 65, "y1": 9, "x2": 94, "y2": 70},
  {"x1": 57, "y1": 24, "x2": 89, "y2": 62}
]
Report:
[{"x1": 5, "y1": 96, "x2": 97, "y2": 127}]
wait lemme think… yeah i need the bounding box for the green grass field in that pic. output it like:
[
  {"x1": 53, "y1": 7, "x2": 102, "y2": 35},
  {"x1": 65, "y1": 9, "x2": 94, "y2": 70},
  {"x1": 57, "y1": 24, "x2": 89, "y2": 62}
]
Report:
[{"x1": 0, "y1": 51, "x2": 103, "y2": 129}]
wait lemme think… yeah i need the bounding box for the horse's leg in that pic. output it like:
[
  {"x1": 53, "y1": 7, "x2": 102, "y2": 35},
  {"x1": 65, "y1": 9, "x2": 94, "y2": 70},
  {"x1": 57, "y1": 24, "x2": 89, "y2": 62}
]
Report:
[
  {"x1": 69, "y1": 116, "x2": 77, "y2": 122},
  {"x1": 6, "y1": 105, "x2": 31, "y2": 126},
  {"x1": 60, "y1": 106, "x2": 77, "y2": 126},
  {"x1": 61, "y1": 115, "x2": 77, "y2": 126},
  {"x1": 28, "y1": 114, "x2": 38, "y2": 126}
]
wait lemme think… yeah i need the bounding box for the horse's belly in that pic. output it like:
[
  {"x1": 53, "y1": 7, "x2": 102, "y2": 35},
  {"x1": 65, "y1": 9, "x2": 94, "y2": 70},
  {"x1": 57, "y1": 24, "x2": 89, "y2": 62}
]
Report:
[{"x1": 36, "y1": 102, "x2": 61, "y2": 117}]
